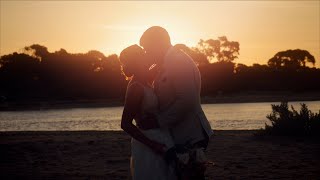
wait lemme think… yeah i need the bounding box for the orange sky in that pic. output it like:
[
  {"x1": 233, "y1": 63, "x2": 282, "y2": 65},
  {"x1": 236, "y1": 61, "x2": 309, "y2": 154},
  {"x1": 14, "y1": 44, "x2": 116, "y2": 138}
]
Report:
[{"x1": 1, "y1": 1, "x2": 319, "y2": 67}]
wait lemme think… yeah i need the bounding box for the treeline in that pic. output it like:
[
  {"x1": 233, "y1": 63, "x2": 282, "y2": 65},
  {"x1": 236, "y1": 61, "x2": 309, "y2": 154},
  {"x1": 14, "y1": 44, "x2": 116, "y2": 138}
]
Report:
[
  {"x1": 0, "y1": 45, "x2": 127, "y2": 101},
  {"x1": 0, "y1": 36, "x2": 319, "y2": 102}
]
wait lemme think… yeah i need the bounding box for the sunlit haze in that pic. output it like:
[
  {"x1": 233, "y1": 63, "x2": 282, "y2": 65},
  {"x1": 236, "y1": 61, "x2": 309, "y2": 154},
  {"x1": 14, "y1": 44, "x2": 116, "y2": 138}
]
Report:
[{"x1": 1, "y1": 1, "x2": 319, "y2": 67}]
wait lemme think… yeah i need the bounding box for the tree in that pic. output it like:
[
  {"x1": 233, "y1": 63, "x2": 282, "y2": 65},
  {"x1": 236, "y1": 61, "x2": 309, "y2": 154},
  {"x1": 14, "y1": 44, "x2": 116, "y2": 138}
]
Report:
[
  {"x1": 197, "y1": 36, "x2": 240, "y2": 63},
  {"x1": 0, "y1": 53, "x2": 41, "y2": 99},
  {"x1": 268, "y1": 49, "x2": 315, "y2": 70},
  {"x1": 24, "y1": 44, "x2": 49, "y2": 60},
  {"x1": 235, "y1": 63, "x2": 249, "y2": 73}
]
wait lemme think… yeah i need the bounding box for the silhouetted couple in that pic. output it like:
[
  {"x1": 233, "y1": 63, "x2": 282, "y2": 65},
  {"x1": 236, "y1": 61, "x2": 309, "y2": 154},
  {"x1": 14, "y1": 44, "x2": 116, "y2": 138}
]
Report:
[{"x1": 120, "y1": 26, "x2": 213, "y2": 180}]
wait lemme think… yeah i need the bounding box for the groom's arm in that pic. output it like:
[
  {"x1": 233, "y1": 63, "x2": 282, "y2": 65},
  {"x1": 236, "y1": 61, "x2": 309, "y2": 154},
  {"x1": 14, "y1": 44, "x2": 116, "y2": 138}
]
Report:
[{"x1": 156, "y1": 58, "x2": 197, "y2": 128}]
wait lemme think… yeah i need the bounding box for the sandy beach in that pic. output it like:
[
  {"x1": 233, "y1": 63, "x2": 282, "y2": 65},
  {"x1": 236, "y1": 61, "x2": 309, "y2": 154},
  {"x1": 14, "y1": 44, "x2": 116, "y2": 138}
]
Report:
[{"x1": 0, "y1": 130, "x2": 319, "y2": 179}]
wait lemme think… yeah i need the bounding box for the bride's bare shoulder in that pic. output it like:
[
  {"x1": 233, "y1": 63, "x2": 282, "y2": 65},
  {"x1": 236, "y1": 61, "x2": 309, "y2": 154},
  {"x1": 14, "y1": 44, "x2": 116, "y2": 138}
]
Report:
[
  {"x1": 127, "y1": 81, "x2": 144, "y2": 91},
  {"x1": 126, "y1": 81, "x2": 144, "y2": 100}
]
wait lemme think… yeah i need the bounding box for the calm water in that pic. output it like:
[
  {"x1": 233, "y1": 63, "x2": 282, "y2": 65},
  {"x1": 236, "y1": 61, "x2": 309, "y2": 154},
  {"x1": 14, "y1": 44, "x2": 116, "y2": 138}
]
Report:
[{"x1": 1, "y1": 101, "x2": 319, "y2": 131}]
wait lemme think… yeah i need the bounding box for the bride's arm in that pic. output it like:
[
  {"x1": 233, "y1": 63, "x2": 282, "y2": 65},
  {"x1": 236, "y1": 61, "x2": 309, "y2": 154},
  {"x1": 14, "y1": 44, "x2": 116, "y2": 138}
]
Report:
[{"x1": 121, "y1": 83, "x2": 166, "y2": 155}]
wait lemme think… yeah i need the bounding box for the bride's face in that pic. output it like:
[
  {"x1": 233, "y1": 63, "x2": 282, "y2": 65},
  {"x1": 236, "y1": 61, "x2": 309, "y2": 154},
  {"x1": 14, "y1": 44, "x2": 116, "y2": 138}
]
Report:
[
  {"x1": 143, "y1": 48, "x2": 156, "y2": 67},
  {"x1": 121, "y1": 54, "x2": 151, "y2": 78},
  {"x1": 135, "y1": 54, "x2": 152, "y2": 75},
  {"x1": 142, "y1": 53, "x2": 156, "y2": 69}
]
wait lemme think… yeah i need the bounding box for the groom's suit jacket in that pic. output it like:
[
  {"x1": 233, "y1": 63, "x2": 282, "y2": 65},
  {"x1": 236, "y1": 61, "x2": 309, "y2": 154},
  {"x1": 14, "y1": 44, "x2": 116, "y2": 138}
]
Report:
[{"x1": 154, "y1": 46, "x2": 214, "y2": 145}]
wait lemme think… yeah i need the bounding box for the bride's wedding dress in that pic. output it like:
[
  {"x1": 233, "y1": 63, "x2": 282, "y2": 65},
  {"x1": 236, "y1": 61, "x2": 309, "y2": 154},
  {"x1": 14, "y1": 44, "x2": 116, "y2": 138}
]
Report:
[{"x1": 129, "y1": 81, "x2": 176, "y2": 180}]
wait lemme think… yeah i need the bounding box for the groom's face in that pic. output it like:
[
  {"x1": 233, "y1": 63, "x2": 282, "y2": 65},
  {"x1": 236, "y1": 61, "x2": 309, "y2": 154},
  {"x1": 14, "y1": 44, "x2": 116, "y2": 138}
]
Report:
[{"x1": 143, "y1": 45, "x2": 162, "y2": 64}]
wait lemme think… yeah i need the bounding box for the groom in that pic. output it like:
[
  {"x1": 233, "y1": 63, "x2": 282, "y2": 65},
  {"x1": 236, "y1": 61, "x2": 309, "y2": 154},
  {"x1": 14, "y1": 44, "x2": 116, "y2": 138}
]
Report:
[{"x1": 138, "y1": 26, "x2": 214, "y2": 178}]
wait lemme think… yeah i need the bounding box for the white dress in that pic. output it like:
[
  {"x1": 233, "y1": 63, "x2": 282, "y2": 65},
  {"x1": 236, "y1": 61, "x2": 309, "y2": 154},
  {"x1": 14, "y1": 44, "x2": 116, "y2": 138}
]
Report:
[{"x1": 128, "y1": 81, "x2": 176, "y2": 180}]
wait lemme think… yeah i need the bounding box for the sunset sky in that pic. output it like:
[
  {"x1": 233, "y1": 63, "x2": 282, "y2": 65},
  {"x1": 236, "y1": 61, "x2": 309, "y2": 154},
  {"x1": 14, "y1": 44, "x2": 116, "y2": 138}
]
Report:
[{"x1": 1, "y1": 1, "x2": 319, "y2": 67}]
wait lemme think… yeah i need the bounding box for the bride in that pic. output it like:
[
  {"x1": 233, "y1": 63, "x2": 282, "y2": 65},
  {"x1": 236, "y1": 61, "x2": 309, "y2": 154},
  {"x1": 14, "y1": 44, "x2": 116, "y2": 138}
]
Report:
[{"x1": 119, "y1": 45, "x2": 177, "y2": 180}]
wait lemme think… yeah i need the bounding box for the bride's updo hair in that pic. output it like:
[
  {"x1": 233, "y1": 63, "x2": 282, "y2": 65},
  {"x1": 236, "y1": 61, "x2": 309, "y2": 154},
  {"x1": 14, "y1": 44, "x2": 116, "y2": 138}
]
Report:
[{"x1": 119, "y1": 44, "x2": 146, "y2": 80}]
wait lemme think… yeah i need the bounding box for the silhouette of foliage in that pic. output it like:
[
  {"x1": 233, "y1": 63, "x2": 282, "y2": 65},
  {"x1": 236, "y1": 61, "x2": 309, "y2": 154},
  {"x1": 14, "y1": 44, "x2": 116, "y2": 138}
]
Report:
[
  {"x1": 259, "y1": 102, "x2": 320, "y2": 136},
  {"x1": 0, "y1": 40, "x2": 319, "y2": 103},
  {"x1": 24, "y1": 44, "x2": 50, "y2": 60},
  {"x1": 197, "y1": 36, "x2": 240, "y2": 62},
  {"x1": 268, "y1": 49, "x2": 315, "y2": 71},
  {"x1": 0, "y1": 44, "x2": 127, "y2": 101}
]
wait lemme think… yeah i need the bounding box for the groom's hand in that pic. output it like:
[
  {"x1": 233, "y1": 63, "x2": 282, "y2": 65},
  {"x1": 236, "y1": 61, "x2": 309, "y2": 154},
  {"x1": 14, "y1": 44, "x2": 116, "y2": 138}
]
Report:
[{"x1": 138, "y1": 113, "x2": 160, "y2": 130}]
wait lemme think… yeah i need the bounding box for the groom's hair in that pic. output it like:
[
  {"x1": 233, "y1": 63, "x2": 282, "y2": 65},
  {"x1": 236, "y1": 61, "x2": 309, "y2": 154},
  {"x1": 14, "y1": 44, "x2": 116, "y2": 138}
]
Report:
[{"x1": 140, "y1": 26, "x2": 171, "y2": 48}]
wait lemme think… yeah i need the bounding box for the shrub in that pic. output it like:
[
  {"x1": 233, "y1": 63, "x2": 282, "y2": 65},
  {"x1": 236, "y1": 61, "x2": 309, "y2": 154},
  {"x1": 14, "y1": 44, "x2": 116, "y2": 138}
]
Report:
[{"x1": 261, "y1": 102, "x2": 320, "y2": 136}]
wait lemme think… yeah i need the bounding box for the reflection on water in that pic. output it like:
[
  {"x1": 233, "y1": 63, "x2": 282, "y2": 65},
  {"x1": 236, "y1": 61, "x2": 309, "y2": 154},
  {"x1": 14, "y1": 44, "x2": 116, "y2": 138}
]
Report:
[{"x1": 1, "y1": 101, "x2": 319, "y2": 131}]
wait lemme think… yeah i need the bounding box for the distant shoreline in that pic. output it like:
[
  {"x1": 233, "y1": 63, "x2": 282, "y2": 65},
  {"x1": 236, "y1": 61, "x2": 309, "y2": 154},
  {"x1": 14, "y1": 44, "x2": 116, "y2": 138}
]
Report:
[
  {"x1": 201, "y1": 91, "x2": 320, "y2": 104},
  {"x1": 1, "y1": 91, "x2": 320, "y2": 111}
]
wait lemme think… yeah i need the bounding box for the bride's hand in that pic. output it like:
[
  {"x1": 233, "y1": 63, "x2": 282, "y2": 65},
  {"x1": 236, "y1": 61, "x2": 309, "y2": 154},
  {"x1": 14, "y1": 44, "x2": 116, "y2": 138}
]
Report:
[{"x1": 149, "y1": 141, "x2": 167, "y2": 155}]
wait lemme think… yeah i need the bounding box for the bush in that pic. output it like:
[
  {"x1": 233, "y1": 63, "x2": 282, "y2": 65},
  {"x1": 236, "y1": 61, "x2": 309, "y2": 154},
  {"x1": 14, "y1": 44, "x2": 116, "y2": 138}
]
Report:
[{"x1": 261, "y1": 102, "x2": 320, "y2": 136}]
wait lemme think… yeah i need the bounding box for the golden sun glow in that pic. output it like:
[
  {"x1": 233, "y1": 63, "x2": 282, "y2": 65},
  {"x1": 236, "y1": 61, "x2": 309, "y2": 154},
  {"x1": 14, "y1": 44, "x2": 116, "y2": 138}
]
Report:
[
  {"x1": 1, "y1": 1, "x2": 319, "y2": 67},
  {"x1": 101, "y1": 16, "x2": 198, "y2": 55}
]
